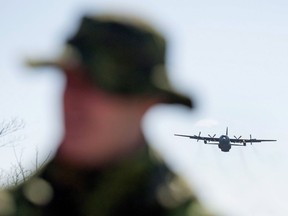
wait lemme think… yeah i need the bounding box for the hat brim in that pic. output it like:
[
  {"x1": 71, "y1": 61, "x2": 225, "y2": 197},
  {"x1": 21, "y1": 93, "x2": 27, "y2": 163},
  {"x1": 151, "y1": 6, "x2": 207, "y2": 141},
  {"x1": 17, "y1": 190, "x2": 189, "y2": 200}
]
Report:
[
  {"x1": 161, "y1": 89, "x2": 194, "y2": 108},
  {"x1": 26, "y1": 58, "x2": 194, "y2": 109}
]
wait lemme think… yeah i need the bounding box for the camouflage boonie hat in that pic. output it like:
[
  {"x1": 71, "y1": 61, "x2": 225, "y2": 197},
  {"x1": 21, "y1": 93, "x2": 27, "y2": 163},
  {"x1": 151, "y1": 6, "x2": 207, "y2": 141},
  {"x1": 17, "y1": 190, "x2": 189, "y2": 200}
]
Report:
[{"x1": 28, "y1": 14, "x2": 193, "y2": 108}]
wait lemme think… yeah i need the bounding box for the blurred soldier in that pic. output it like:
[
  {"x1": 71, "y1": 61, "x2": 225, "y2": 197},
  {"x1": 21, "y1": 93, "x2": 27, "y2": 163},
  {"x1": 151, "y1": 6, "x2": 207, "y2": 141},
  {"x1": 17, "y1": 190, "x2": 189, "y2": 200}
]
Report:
[{"x1": 1, "y1": 14, "x2": 211, "y2": 216}]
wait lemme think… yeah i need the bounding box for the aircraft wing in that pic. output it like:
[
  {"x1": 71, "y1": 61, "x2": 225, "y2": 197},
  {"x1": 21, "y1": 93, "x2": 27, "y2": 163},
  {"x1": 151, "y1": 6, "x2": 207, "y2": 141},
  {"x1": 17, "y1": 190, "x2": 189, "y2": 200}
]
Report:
[
  {"x1": 174, "y1": 134, "x2": 220, "y2": 142},
  {"x1": 230, "y1": 138, "x2": 277, "y2": 143}
]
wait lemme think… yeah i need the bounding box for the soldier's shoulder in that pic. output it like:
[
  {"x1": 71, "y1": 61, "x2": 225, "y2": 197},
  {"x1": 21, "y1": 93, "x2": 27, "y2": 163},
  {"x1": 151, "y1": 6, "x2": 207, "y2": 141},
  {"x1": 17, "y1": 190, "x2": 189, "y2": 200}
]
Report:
[
  {"x1": 148, "y1": 149, "x2": 214, "y2": 216},
  {"x1": 0, "y1": 189, "x2": 16, "y2": 216},
  {"x1": 0, "y1": 175, "x2": 54, "y2": 216}
]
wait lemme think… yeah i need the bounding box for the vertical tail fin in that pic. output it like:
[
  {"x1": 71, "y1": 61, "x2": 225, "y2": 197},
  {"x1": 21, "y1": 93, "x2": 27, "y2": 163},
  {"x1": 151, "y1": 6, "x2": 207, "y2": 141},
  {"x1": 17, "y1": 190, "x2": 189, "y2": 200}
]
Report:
[{"x1": 226, "y1": 127, "x2": 228, "y2": 136}]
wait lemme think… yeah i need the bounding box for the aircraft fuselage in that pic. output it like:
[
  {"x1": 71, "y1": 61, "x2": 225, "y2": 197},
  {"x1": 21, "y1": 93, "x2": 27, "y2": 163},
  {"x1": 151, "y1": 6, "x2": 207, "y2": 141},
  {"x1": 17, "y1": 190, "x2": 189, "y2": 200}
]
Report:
[{"x1": 218, "y1": 135, "x2": 231, "y2": 152}]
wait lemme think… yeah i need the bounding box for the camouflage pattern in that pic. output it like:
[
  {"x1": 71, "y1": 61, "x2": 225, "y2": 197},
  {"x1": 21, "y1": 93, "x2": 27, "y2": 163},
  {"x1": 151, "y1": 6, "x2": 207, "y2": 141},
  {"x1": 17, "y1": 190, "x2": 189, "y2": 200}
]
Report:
[
  {"x1": 27, "y1": 15, "x2": 193, "y2": 108},
  {"x1": 1, "y1": 147, "x2": 212, "y2": 216}
]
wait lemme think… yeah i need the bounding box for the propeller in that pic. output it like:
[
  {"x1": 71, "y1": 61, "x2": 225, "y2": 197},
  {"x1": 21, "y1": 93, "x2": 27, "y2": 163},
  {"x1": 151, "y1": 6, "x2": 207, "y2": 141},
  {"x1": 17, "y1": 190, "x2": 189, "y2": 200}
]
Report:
[
  {"x1": 233, "y1": 135, "x2": 242, "y2": 139},
  {"x1": 208, "y1": 134, "x2": 216, "y2": 138},
  {"x1": 196, "y1": 132, "x2": 201, "y2": 142},
  {"x1": 208, "y1": 134, "x2": 216, "y2": 142},
  {"x1": 250, "y1": 134, "x2": 253, "y2": 145}
]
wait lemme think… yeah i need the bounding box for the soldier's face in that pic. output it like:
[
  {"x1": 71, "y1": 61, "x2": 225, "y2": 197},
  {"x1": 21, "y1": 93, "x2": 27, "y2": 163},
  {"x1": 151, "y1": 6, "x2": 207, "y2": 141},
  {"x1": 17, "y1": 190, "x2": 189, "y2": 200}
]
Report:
[{"x1": 57, "y1": 70, "x2": 159, "y2": 168}]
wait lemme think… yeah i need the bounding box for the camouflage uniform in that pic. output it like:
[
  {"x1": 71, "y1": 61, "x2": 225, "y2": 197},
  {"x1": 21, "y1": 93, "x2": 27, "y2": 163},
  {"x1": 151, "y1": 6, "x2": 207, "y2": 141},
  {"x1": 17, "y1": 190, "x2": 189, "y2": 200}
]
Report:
[
  {"x1": 0, "y1": 15, "x2": 212, "y2": 216},
  {"x1": 2, "y1": 147, "x2": 211, "y2": 216}
]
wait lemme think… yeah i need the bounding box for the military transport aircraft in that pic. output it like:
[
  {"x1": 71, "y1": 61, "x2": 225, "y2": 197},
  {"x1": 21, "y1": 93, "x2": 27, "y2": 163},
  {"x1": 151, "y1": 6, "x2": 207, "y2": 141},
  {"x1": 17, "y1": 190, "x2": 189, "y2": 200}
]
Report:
[{"x1": 175, "y1": 127, "x2": 276, "y2": 152}]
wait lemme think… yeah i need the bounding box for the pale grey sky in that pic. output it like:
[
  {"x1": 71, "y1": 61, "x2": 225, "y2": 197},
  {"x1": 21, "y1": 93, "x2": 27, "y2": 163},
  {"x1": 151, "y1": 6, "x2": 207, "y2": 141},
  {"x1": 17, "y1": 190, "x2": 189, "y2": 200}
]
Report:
[{"x1": 1, "y1": 1, "x2": 288, "y2": 215}]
